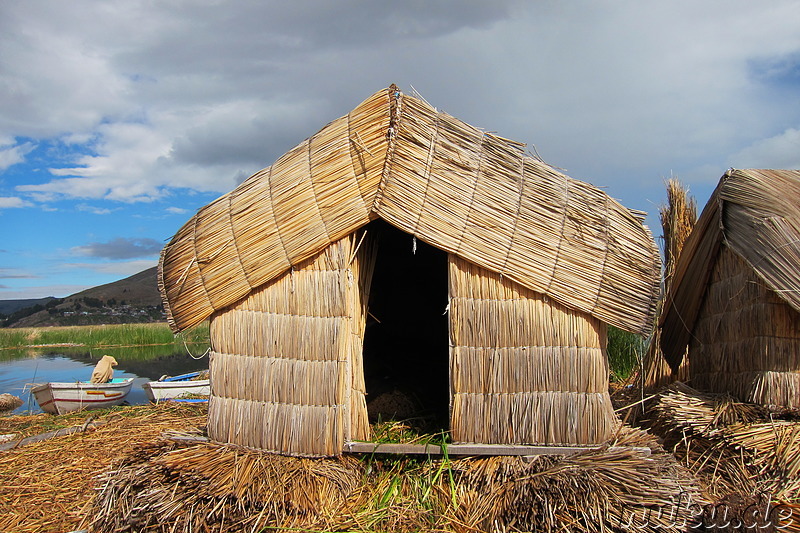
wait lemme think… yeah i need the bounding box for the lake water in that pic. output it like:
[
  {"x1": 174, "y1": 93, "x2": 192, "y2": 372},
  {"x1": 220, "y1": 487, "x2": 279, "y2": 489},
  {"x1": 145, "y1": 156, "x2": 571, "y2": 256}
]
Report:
[{"x1": 0, "y1": 349, "x2": 209, "y2": 415}]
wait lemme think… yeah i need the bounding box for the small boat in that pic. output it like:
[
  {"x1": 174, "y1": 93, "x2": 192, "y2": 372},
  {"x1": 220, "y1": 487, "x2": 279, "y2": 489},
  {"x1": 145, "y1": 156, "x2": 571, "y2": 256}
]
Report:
[
  {"x1": 31, "y1": 378, "x2": 134, "y2": 415},
  {"x1": 142, "y1": 371, "x2": 210, "y2": 402}
]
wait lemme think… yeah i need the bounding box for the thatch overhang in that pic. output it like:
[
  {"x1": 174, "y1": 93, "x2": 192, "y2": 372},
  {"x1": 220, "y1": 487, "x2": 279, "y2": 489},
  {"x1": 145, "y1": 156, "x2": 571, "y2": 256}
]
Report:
[
  {"x1": 660, "y1": 168, "x2": 800, "y2": 370},
  {"x1": 159, "y1": 85, "x2": 661, "y2": 335}
]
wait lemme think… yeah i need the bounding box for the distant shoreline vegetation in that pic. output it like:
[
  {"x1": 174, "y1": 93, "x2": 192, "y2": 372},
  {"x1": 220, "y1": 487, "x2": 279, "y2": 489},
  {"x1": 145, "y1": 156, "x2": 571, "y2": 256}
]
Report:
[
  {"x1": 0, "y1": 322, "x2": 645, "y2": 381},
  {"x1": 0, "y1": 322, "x2": 210, "y2": 352}
]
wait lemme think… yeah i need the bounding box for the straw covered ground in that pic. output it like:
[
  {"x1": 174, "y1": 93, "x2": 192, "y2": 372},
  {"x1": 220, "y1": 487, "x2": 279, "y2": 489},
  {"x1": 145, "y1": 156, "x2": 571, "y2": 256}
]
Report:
[
  {"x1": 0, "y1": 402, "x2": 207, "y2": 533},
  {"x1": 1, "y1": 402, "x2": 709, "y2": 533},
  {"x1": 646, "y1": 382, "x2": 800, "y2": 531},
  {"x1": 7, "y1": 390, "x2": 800, "y2": 532},
  {"x1": 86, "y1": 425, "x2": 704, "y2": 533}
]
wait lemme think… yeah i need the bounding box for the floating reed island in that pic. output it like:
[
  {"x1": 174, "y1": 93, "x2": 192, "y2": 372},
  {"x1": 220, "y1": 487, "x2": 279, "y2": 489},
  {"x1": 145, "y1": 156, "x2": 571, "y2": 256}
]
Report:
[{"x1": 158, "y1": 84, "x2": 662, "y2": 457}]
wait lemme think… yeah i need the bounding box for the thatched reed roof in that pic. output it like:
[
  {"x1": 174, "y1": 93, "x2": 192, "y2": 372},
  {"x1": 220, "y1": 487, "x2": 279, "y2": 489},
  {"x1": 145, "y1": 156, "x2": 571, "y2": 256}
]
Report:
[
  {"x1": 660, "y1": 169, "x2": 800, "y2": 369},
  {"x1": 159, "y1": 85, "x2": 660, "y2": 335}
]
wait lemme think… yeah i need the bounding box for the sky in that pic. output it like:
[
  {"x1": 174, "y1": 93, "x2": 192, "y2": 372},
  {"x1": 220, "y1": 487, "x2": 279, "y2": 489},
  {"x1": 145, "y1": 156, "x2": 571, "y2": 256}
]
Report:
[{"x1": 1, "y1": 1, "x2": 799, "y2": 301}]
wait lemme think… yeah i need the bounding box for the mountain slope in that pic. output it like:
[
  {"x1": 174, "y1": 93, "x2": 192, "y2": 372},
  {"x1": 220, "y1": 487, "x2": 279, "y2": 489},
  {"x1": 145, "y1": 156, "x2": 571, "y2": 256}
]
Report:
[{"x1": 1, "y1": 267, "x2": 164, "y2": 327}]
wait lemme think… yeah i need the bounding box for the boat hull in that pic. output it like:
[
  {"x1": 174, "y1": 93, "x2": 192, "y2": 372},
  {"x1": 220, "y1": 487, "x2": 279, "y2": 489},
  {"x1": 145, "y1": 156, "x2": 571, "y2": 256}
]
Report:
[
  {"x1": 142, "y1": 373, "x2": 210, "y2": 402},
  {"x1": 31, "y1": 378, "x2": 134, "y2": 415}
]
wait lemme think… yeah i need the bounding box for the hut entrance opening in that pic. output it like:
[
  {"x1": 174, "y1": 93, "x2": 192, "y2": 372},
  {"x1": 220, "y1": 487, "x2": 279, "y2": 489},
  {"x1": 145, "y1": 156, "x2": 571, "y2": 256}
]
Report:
[{"x1": 362, "y1": 219, "x2": 450, "y2": 432}]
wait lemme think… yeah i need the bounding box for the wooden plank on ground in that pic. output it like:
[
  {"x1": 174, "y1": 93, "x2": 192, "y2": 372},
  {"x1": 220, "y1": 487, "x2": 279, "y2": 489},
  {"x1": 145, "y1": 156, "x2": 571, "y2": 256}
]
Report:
[{"x1": 343, "y1": 441, "x2": 651, "y2": 456}]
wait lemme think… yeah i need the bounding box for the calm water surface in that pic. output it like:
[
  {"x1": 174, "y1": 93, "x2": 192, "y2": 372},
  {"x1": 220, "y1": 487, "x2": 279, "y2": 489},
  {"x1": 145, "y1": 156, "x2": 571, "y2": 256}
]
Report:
[{"x1": 0, "y1": 349, "x2": 209, "y2": 415}]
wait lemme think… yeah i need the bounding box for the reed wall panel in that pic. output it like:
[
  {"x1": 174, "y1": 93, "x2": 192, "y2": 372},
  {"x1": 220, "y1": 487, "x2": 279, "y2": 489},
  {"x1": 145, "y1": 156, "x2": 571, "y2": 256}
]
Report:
[
  {"x1": 208, "y1": 234, "x2": 372, "y2": 456},
  {"x1": 208, "y1": 396, "x2": 342, "y2": 457},
  {"x1": 448, "y1": 255, "x2": 615, "y2": 445},
  {"x1": 689, "y1": 246, "x2": 800, "y2": 408}
]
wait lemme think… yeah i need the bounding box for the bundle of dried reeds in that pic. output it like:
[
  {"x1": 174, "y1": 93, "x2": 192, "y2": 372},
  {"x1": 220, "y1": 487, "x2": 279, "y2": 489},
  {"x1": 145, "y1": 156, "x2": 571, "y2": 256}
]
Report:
[
  {"x1": 87, "y1": 426, "x2": 705, "y2": 533},
  {"x1": 448, "y1": 254, "x2": 616, "y2": 445},
  {"x1": 651, "y1": 383, "x2": 800, "y2": 505},
  {"x1": 640, "y1": 178, "x2": 696, "y2": 391},
  {"x1": 448, "y1": 428, "x2": 704, "y2": 532},
  {"x1": 159, "y1": 85, "x2": 661, "y2": 337}
]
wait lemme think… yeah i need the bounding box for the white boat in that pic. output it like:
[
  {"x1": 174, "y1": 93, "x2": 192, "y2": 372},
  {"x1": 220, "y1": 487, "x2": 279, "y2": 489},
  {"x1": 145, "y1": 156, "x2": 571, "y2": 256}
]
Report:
[
  {"x1": 31, "y1": 378, "x2": 134, "y2": 415},
  {"x1": 142, "y1": 371, "x2": 210, "y2": 402}
]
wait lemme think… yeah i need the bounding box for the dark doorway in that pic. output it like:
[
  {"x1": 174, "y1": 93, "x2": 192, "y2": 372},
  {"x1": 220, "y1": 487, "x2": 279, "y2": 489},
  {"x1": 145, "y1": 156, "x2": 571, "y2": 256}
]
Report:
[{"x1": 362, "y1": 219, "x2": 450, "y2": 432}]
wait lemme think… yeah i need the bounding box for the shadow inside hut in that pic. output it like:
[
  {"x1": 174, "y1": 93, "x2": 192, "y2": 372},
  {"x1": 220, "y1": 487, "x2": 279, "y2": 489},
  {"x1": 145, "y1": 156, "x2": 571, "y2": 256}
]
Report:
[{"x1": 362, "y1": 220, "x2": 450, "y2": 435}]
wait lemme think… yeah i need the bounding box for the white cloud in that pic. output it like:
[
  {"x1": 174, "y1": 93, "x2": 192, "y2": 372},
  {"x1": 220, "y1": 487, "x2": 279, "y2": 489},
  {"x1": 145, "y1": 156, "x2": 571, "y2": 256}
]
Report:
[
  {"x1": 0, "y1": 196, "x2": 31, "y2": 209},
  {"x1": 0, "y1": 141, "x2": 34, "y2": 171},
  {"x1": 729, "y1": 128, "x2": 800, "y2": 169},
  {"x1": 1, "y1": 0, "x2": 800, "y2": 212},
  {"x1": 76, "y1": 203, "x2": 114, "y2": 215}
]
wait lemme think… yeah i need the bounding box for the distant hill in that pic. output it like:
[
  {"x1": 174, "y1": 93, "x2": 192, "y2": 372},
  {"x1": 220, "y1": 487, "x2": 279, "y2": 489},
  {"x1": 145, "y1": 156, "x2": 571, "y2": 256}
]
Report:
[
  {"x1": 0, "y1": 297, "x2": 57, "y2": 315},
  {"x1": 0, "y1": 267, "x2": 165, "y2": 328},
  {"x1": 68, "y1": 266, "x2": 162, "y2": 306}
]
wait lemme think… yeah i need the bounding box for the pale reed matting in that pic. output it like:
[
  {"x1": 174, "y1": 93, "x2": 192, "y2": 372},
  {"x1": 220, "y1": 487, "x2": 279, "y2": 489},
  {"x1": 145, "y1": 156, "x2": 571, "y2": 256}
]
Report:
[
  {"x1": 689, "y1": 246, "x2": 800, "y2": 408},
  {"x1": 661, "y1": 169, "x2": 800, "y2": 408},
  {"x1": 207, "y1": 233, "x2": 373, "y2": 456},
  {"x1": 448, "y1": 255, "x2": 615, "y2": 445}
]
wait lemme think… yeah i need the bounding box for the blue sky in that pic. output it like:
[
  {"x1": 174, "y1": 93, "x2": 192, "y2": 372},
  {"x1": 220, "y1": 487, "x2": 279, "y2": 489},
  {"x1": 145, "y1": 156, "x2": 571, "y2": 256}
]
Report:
[{"x1": 1, "y1": 1, "x2": 799, "y2": 300}]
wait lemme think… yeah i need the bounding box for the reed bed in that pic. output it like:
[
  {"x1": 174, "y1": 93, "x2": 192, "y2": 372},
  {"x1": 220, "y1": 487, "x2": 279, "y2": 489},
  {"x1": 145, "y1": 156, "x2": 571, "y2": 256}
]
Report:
[
  {"x1": 650, "y1": 382, "x2": 800, "y2": 507},
  {"x1": 448, "y1": 254, "x2": 616, "y2": 445},
  {"x1": 87, "y1": 425, "x2": 704, "y2": 533},
  {"x1": 160, "y1": 85, "x2": 660, "y2": 338},
  {"x1": 0, "y1": 403, "x2": 207, "y2": 533},
  {"x1": 0, "y1": 322, "x2": 209, "y2": 351}
]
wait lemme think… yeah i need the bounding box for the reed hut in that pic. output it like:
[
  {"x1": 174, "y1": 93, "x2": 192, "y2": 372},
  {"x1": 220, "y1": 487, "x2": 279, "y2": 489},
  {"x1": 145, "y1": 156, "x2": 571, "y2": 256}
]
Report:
[
  {"x1": 660, "y1": 169, "x2": 800, "y2": 409},
  {"x1": 158, "y1": 85, "x2": 661, "y2": 456}
]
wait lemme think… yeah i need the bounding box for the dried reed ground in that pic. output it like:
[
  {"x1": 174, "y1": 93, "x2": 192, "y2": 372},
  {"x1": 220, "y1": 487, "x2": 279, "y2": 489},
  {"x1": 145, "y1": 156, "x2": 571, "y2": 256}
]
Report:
[
  {"x1": 0, "y1": 403, "x2": 207, "y2": 533},
  {"x1": 1, "y1": 402, "x2": 705, "y2": 533}
]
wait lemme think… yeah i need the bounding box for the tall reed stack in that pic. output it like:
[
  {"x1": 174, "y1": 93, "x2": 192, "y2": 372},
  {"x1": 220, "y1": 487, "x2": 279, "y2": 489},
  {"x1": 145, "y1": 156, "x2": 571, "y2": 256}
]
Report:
[{"x1": 640, "y1": 178, "x2": 696, "y2": 391}]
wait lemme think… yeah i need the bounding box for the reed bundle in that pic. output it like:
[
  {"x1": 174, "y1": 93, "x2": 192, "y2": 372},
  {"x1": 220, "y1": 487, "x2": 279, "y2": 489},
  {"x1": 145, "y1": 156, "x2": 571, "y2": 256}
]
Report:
[
  {"x1": 87, "y1": 425, "x2": 703, "y2": 533},
  {"x1": 640, "y1": 178, "x2": 696, "y2": 391},
  {"x1": 651, "y1": 383, "x2": 800, "y2": 505},
  {"x1": 0, "y1": 403, "x2": 206, "y2": 533},
  {"x1": 159, "y1": 85, "x2": 660, "y2": 337},
  {"x1": 449, "y1": 254, "x2": 616, "y2": 445}
]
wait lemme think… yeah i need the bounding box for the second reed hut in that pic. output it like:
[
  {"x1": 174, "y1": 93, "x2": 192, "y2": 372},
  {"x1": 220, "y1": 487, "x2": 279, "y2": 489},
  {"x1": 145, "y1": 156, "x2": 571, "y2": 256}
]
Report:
[
  {"x1": 159, "y1": 85, "x2": 661, "y2": 456},
  {"x1": 660, "y1": 169, "x2": 800, "y2": 409}
]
